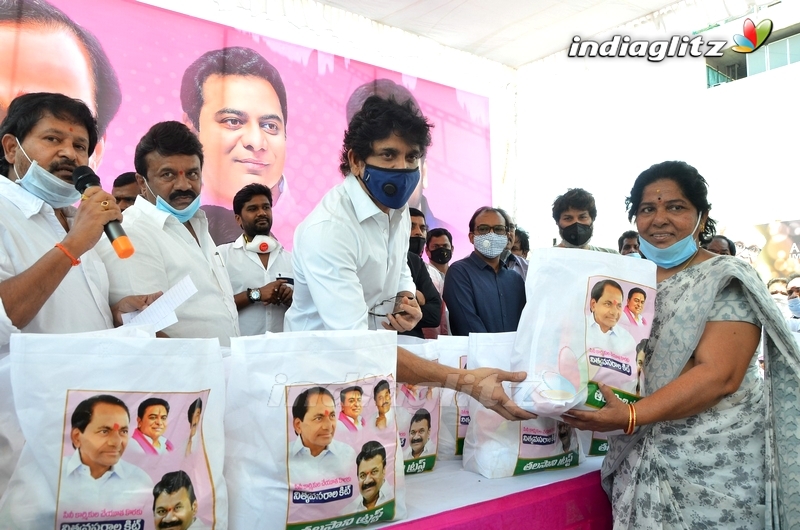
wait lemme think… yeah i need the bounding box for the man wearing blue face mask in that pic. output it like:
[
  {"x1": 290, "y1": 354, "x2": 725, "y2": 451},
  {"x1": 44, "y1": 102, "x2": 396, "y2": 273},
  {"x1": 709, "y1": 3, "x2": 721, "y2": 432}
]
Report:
[
  {"x1": 285, "y1": 96, "x2": 426, "y2": 332},
  {"x1": 97, "y1": 121, "x2": 239, "y2": 346},
  {"x1": 442, "y1": 206, "x2": 526, "y2": 336}
]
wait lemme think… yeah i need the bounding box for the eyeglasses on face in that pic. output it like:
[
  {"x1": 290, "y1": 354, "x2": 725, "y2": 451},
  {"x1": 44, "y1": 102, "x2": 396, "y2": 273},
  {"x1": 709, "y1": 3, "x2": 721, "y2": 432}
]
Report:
[{"x1": 474, "y1": 224, "x2": 508, "y2": 236}]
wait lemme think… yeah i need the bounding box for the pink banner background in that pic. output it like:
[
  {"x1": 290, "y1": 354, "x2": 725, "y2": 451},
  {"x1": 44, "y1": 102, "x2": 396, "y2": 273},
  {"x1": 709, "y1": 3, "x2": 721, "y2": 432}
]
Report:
[{"x1": 33, "y1": 0, "x2": 492, "y2": 252}]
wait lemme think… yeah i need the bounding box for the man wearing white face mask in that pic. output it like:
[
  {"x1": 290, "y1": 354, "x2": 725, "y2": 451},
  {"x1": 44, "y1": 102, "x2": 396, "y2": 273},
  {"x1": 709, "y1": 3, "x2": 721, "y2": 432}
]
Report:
[
  {"x1": 785, "y1": 275, "x2": 800, "y2": 333},
  {"x1": 97, "y1": 121, "x2": 239, "y2": 346},
  {"x1": 0, "y1": 93, "x2": 161, "y2": 344},
  {"x1": 217, "y1": 183, "x2": 293, "y2": 335},
  {"x1": 443, "y1": 206, "x2": 526, "y2": 336}
]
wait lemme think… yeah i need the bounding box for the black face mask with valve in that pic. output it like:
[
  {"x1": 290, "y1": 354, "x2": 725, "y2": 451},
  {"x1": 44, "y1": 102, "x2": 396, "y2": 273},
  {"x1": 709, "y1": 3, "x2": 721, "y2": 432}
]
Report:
[
  {"x1": 560, "y1": 222, "x2": 593, "y2": 247},
  {"x1": 409, "y1": 236, "x2": 426, "y2": 256}
]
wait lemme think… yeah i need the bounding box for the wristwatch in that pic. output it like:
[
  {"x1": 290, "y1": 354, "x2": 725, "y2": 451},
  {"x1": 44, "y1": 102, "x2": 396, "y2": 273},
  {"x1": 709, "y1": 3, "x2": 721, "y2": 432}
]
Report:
[{"x1": 247, "y1": 287, "x2": 262, "y2": 304}]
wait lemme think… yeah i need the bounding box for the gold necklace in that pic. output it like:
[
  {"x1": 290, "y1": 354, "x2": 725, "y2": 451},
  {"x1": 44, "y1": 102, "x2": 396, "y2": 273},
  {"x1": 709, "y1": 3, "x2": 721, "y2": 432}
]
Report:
[{"x1": 680, "y1": 248, "x2": 701, "y2": 271}]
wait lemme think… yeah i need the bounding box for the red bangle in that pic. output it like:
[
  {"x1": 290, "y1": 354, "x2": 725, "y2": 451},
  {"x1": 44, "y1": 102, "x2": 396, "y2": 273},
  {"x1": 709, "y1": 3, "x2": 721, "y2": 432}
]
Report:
[{"x1": 55, "y1": 243, "x2": 81, "y2": 266}]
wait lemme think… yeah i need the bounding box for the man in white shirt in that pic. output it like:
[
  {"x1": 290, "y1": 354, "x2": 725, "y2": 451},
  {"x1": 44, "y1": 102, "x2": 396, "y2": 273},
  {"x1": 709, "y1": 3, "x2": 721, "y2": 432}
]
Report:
[
  {"x1": 153, "y1": 470, "x2": 210, "y2": 530},
  {"x1": 0, "y1": 93, "x2": 158, "y2": 496},
  {"x1": 585, "y1": 279, "x2": 637, "y2": 382},
  {"x1": 288, "y1": 387, "x2": 356, "y2": 500},
  {"x1": 404, "y1": 408, "x2": 433, "y2": 460},
  {"x1": 371, "y1": 380, "x2": 394, "y2": 431},
  {"x1": 130, "y1": 397, "x2": 174, "y2": 455},
  {"x1": 97, "y1": 121, "x2": 240, "y2": 346},
  {"x1": 217, "y1": 183, "x2": 292, "y2": 335},
  {"x1": 60, "y1": 395, "x2": 153, "y2": 513},
  {"x1": 0, "y1": 93, "x2": 160, "y2": 348},
  {"x1": 284, "y1": 96, "x2": 424, "y2": 332},
  {"x1": 352, "y1": 440, "x2": 392, "y2": 512}
]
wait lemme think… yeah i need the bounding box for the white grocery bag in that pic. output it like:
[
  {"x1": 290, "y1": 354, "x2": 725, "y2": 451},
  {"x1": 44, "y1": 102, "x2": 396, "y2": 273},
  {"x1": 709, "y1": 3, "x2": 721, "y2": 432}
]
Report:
[
  {"x1": 0, "y1": 334, "x2": 226, "y2": 530},
  {"x1": 226, "y1": 330, "x2": 405, "y2": 529},
  {"x1": 463, "y1": 332, "x2": 582, "y2": 478},
  {"x1": 511, "y1": 248, "x2": 656, "y2": 419},
  {"x1": 396, "y1": 337, "x2": 440, "y2": 475},
  {"x1": 435, "y1": 335, "x2": 470, "y2": 460}
]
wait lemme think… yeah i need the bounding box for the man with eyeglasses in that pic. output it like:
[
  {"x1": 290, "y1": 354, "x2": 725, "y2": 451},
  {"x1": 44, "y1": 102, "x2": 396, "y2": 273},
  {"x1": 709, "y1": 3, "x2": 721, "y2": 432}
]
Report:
[
  {"x1": 98, "y1": 121, "x2": 239, "y2": 345},
  {"x1": 443, "y1": 206, "x2": 526, "y2": 336}
]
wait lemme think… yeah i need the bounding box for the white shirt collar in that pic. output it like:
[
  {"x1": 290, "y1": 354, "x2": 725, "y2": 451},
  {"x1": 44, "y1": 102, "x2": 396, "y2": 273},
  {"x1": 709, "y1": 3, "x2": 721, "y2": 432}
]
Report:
[
  {"x1": 343, "y1": 174, "x2": 408, "y2": 224},
  {"x1": 130, "y1": 195, "x2": 206, "y2": 229},
  {"x1": 587, "y1": 317, "x2": 621, "y2": 336},
  {"x1": 0, "y1": 175, "x2": 51, "y2": 218}
]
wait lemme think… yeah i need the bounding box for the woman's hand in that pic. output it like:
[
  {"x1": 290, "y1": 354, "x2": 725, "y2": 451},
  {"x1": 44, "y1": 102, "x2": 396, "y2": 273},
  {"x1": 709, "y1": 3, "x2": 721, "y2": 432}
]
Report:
[{"x1": 561, "y1": 383, "x2": 631, "y2": 433}]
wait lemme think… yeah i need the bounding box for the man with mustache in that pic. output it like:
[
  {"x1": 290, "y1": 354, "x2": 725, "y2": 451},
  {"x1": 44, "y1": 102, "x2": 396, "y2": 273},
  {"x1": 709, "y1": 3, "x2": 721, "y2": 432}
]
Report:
[
  {"x1": 152, "y1": 470, "x2": 209, "y2": 530},
  {"x1": 404, "y1": 408, "x2": 432, "y2": 460},
  {"x1": 216, "y1": 183, "x2": 292, "y2": 335},
  {"x1": 98, "y1": 121, "x2": 239, "y2": 345},
  {"x1": 353, "y1": 441, "x2": 390, "y2": 512}
]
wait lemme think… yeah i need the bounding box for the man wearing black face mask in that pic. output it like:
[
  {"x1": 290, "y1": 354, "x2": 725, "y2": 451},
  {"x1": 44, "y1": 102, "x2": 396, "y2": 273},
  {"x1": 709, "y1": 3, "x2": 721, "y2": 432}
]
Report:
[
  {"x1": 402, "y1": 208, "x2": 441, "y2": 339},
  {"x1": 424, "y1": 228, "x2": 454, "y2": 337},
  {"x1": 552, "y1": 188, "x2": 617, "y2": 253}
]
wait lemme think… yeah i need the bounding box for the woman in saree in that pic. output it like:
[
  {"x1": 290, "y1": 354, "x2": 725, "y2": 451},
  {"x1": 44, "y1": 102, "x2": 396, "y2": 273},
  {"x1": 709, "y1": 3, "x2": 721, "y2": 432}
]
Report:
[{"x1": 564, "y1": 161, "x2": 800, "y2": 528}]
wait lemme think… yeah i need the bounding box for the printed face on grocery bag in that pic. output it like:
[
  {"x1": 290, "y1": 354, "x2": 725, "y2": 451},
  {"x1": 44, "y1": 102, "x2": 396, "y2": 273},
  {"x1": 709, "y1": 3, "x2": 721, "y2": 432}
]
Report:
[
  {"x1": 511, "y1": 248, "x2": 656, "y2": 417},
  {"x1": 57, "y1": 390, "x2": 214, "y2": 530},
  {"x1": 1, "y1": 335, "x2": 225, "y2": 530},
  {"x1": 397, "y1": 383, "x2": 440, "y2": 474},
  {"x1": 286, "y1": 377, "x2": 397, "y2": 526}
]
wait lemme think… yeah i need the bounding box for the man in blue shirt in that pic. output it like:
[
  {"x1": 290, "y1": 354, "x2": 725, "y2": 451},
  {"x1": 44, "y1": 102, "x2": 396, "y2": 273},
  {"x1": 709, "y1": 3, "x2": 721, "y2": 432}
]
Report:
[{"x1": 443, "y1": 207, "x2": 526, "y2": 335}]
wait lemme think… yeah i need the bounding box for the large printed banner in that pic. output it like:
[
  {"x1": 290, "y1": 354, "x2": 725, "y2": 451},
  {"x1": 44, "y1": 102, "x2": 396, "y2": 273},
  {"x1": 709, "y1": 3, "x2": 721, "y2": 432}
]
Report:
[{"x1": 1, "y1": 0, "x2": 492, "y2": 250}]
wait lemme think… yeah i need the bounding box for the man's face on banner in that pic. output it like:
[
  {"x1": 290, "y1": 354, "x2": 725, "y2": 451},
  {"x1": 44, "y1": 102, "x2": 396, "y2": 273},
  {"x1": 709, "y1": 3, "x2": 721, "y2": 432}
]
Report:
[
  {"x1": 138, "y1": 404, "x2": 168, "y2": 441},
  {"x1": 194, "y1": 74, "x2": 286, "y2": 207},
  {"x1": 627, "y1": 292, "x2": 645, "y2": 317},
  {"x1": 409, "y1": 418, "x2": 430, "y2": 457},
  {"x1": 154, "y1": 487, "x2": 197, "y2": 530},
  {"x1": 293, "y1": 391, "x2": 336, "y2": 455},
  {"x1": 71, "y1": 402, "x2": 129, "y2": 478},
  {"x1": 357, "y1": 455, "x2": 385, "y2": 507},
  {"x1": 0, "y1": 23, "x2": 104, "y2": 168},
  {"x1": 590, "y1": 284, "x2": 623, "y2": 333},
  {"x1": 341, "y1": 390, "x2": 363, "y2": 421}
]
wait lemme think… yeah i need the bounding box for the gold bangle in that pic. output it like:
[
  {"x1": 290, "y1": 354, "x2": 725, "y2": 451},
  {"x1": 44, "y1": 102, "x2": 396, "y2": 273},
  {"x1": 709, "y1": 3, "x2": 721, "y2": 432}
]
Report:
[
  {"x1": 631, "y1": 403, "x2": 637, "y2": 433},
  {"x1": 625, "y1": 403, "x2": 633, "y2": 435}
]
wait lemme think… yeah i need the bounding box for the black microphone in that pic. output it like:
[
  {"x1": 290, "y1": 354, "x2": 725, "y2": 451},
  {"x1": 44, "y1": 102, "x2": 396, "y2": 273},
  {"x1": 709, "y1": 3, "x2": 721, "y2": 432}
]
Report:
[{"x1": 72, "y1": 166, "x2": 134, "y2": 259}]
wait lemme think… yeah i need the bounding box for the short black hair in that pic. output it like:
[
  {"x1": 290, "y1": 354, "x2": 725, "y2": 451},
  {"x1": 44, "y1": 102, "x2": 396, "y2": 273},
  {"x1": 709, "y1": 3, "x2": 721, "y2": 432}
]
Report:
[
  {"x1": 0, "y1": 0, "x2": 121, "y2": 137},
  {"x1": 373, "y1": 380, "x2": 390, "y2": 401},
  {"x1": 339, "y1": 96, "x2": 432, "y2": 177},
  {"x1": 618, "y1": 230, "x2": 639, "y2": 252},
  {"x1": 626, "y1": 161, "x2": 716, "y2": 245},
  {"x1": 71, "y1": 394, "x2": 129, "y2": 447},
  {"x1": 552, "y1": 188, "x2": 597, "y2": 223},
  {"x1": 292, "y1": 387, "x2": 334, "y2": 422},
  {"x1": 187, "y1": 397, "x2": 203, "y2": 424},
  {"x1": 152, "y1": 470, "x2": 196, "y2": 512},
  {"x1": 181, "y1": 47, "x2": 288, "y2": 131},
  {"x1": 339, "y1": 386, "x2": 363, "y2": 406},
  {"x1": 113, "y1": 172, "x2": 137, "y2": 188},
  {"x1": 515, "y1": 227, "x2": 530, "y2": 252},
  {"x1": 345, "y1": 78, "x2": 420, "y2": 124},
  {"x1": 137, "y1": 397, "x2": 170, "y2": 420},
  {"x1": 709, "y1": 235, "x2": 736, "y2": 256},
  {"x1": 0, "y1": 92, "x2": 98, "y2": 177},
  {"x1": 410, "y1": 407, "x2": 431, "y2": 429},
  {"x1": 468, "y1": 206, "x2": 503, "y2": 233},
  {"x1": 356, "y1": 440, "x2": 386, "y2": 468},
  {"x1": 767, "y1": 277, "x2": 787, "y2": 289},
  {"x1": 590, "y1": 279, "x2": 623, "y2": 303},
  {"x1": 232, "y1": 183, "x2": 273, "y2": 215},
  {"x1": 408, "y1": 207, "x2": 425, "y2": 220},
  {"x1": 627, "y1": 287, "x2": 646, "y2": 301},
  {"x1": 134, "y1": 121, "x2": 204, "y2": 178},
  {"x1": 426, "y1": 228, "x2": 453, "y2": 248}
]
